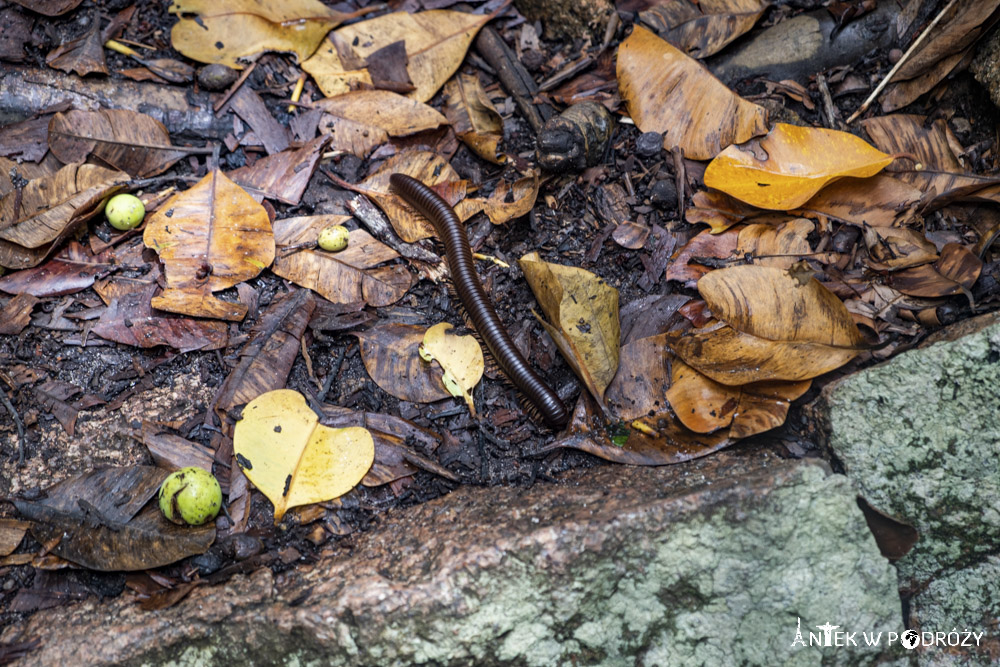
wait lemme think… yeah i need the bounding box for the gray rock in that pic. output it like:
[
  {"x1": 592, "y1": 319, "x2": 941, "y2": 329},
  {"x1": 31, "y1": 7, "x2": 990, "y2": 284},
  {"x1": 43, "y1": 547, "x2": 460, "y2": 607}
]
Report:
[
  {"x1": 820, "y1": 311, "x2": 1000, "y2": 586},
  {"x1": 3, "y1": 454, "x2": 902, "y2": 666},
  {"x1": 972, "y1": 26, "x2": 1000, "y2": 109}
]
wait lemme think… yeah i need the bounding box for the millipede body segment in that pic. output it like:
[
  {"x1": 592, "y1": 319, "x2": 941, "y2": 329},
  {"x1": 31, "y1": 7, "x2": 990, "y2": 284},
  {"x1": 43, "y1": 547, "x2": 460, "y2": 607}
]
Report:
[{"x1": 389, "y1": 173, "x2": 570, "y2": 428}]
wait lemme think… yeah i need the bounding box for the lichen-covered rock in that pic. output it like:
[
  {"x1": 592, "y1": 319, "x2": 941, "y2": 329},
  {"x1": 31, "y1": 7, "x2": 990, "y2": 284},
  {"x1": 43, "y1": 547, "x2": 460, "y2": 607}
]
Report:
[
  {"x1": 4, "y1": 455, "x2": 901, "y2": 666},
  {"x1": 820, "y1": 311, "x2": 1000, "y2": 586}
]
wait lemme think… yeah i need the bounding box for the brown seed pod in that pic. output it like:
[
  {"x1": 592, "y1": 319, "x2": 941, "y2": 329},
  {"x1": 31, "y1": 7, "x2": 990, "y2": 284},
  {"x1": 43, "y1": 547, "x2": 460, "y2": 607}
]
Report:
[{"x1": 536, "y1": 101, "x2": 614, "y2": 171}]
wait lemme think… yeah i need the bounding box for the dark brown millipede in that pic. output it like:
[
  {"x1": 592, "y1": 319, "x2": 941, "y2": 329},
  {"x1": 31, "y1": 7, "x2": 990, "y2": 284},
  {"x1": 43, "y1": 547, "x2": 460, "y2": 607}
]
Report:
[{"x1": 390, "y1": 173, "x2": 570, "y2": 429}]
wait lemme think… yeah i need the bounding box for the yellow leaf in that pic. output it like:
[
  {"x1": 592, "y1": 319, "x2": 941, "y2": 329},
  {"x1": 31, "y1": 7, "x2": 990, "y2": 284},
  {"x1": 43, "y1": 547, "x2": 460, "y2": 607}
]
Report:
[
  {"x1": 303, "y1": 10, "x2": 492, "y2": 102},
  {"x1": 419, "y1": 322, "x2": 484, "y2": 416},
  {"x1": 519, "y1": 252, "x2": 620, "y2": 402},
  {"x1": 704, "y1": 123, "x2": 895, "y2": 210},
  {"x1": 169, "y1": 0, "x2": 365, "y2": 68},
  {"x1": 617, "y1": 25, "x2": 768, "y2": 160},
  {"x1": 233, "y1": 389, "x2": 373, "y2": 522}
]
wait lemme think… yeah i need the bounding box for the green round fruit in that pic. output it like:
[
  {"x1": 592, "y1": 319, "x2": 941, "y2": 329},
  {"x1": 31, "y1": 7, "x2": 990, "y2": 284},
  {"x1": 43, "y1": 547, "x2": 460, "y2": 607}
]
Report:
[
  {"x1": 105, "y1": 193, "x2": 145, "y2": 231},
  {"x1": 158, "y1": 466, "x2": 222, "y2": 526},
  {"x1": 318, "y1": 224, "x2": 350, "y2": 252}
]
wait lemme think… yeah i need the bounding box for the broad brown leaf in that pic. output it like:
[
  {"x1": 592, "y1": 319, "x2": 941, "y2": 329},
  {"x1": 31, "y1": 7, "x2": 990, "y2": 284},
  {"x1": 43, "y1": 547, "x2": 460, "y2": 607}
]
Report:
[
  {"x1": 890, "y1": 243, "x2": 982, "y2": 298},
  {"x1": 0, "y1": 241, "x2": 114, "y2": 297},
  {"x1": 664, "y1": 227, "x2": 740, "y2": 287},
  {"x1": 704, "y1": 124, "x2": 895, "y2": 210},
  {"x1": 315, "y1": 91, "x2": 446, "y2": 157},
  {"x1": 617, "y1": 25, "x2": 768, "y2": 160},
  {"x1": 605, "y1": 333, "x2": 671, "y2": 421},
  {"x1": 272, "y1": 216, "x2": 412, "y2": 307},
  {"x1": 0, "y1": 163, "x2": 127, "y2": 270},
  {"x1": 229, "y1": 135, "x2": 330, "y2": 205},
  {"x1": 639, "y1": 0, "x2": 769, "y2": 59},
  {"x1": 48, "y1": 110, "x2": 192, "y2": 178},
  {"x1": 794, "y1": 174, "x2": 923, "y2": 227},
  {"x1": 736, "y1": 218, "x2": 813, "y2": 269},
  {"x1": 0, "y1": 293, "x2": 38, "y2": 335},
  {"x1": 302, "y1": 10, "x2": 493, "y2": 102},
  {"x1": 143, "y1": 169, "x2": 274, "y2": 321},
  {"x1": 354, "y1": 322, "x2": 450, "y2": 403},
  {"x1": 45, "y1": 20, "x2": 106, "y2": 76},
  {"x1": 9, "y1": 0, "x2": 82, "y2": 16}
]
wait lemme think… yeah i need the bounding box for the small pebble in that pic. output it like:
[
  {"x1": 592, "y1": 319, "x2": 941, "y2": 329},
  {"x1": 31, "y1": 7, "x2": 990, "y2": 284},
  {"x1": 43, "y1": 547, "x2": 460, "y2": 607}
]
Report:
[
  {"x1": 190, "y1": 549, "x2": 225, "y2": 576},
  {"x1": 636, "y1": 132, "x2": 664, "y2": 157},
  {"x1": 649, "y1": 179, "x2": 678, "y2": 210},
  {"x1": 197, "y1": 64, "x2": 239, "y2": 91}
]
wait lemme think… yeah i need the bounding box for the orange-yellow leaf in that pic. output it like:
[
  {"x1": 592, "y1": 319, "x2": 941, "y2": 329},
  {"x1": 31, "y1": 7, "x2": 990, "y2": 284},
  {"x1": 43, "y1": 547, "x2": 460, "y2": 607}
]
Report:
[{"x1": 704, "y1": 123, "x2": 895, "y2": 210}]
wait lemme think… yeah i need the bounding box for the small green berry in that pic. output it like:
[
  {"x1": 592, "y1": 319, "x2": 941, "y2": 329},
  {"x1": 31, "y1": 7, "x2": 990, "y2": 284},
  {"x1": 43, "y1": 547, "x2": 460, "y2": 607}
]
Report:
[
  {"x1": 105, "y1": 193, "x2": 145, "y2": 231},
  {"x1": 158, "y1": 466, "x2": 222, "y2": 526},
  {"x1": 318, "y1": 224, "x2": 350, "y2": 252}
]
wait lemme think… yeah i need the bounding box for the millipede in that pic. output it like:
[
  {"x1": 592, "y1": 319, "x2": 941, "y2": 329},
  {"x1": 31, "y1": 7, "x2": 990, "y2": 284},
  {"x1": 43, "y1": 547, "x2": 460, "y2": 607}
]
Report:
[{"x1": 390, "y1": 173, "x2": 570, "y2": 429}]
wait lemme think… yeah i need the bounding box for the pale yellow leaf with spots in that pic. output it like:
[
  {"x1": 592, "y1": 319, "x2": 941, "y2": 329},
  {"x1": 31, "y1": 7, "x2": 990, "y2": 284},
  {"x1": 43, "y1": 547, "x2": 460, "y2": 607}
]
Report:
[
  {"x1": 419, "y1": 322, "x2": 484, "y2": 416},
  {"x1": 704, "y1": 123, "x2": 895, "y2": 210}
]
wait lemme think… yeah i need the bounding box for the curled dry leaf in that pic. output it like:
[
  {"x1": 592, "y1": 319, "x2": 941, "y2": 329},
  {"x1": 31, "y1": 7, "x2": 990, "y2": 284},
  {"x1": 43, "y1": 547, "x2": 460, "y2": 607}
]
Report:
[
  {"x1": 272, "y1": 216, "x2": 412, "y2": 307},
  {"x1": 0, "y1": 163, "x2": 128, "y2": 270},
  {"x1": 704, "y1": 124, "x2": 895, "y2": 210},
  {"x1": 12, "y1": 466, "x2": 214, "y2": 571},
  {"x1": 315, "y1": 91, "x2": 447, "y2": 158},
  {"x1": 519, "y1": 252, "x2": 620, "y2": 402},
  {"x1": 861, "y1": 225, "x2": 939, "y2": 270},
  {"x1": 346, "y1": 150, "x2": 463, "y2": 242},
  {"x1": 143, "y1": 169, "x2": 275, "y2": 321},
  {"x1": 169, "y1": 0, "x2": 361, "y2": 68},
  {"x1": 640, "y1": 0, "x2": 769, "y2": 59},
  {"x1": 665, "y1": 357, "x2": 810, "y2": 438},
  {"x1": 890, "y1": 242, "x2": 982, "y2": 298},
  {"x1": 355, "y1": 322, "x2": 450, "y2": 403},
  {"x1": 669, "y1": 265, "x2": 864, "y2": 384},
  {"x1": 48, "y1": 109, "x2": 192, "y2": 178},
  {"x1": 685, "y1": 189, "x2": 761, "y2": 234},
  {"x1": 303, "y1": 10, "x2": 493, "y2": 102},
  {"x1": 617, "y1": 25, "x2": 768, "y2": 160},
  {"x1": 664, "y1": 226, "x2": 740, "y2": 287},
  {"x1": 234, "y1": 389, "x2": 374, "y2": 522},
  {"x1": 443, "y1": 73, "x2": 505, "y2": 164},
  {"x1": 419, "y1": 322, "x2": 485, "y2": 416},
  {"x1": 457, "y1": 172, "x2": 541, "y2": 225}
]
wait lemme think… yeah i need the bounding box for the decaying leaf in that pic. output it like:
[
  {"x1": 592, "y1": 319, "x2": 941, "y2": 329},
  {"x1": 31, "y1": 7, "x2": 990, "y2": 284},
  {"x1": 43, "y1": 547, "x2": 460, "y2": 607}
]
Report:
[
  {"x1": 315, "y1": 91, "x2": 447, "y2": 158},
  {"x1": 0, "y1": 293, "x2": 39, "y2": 335},
  {"x1": 45, "y1": 19, "x2": 106, "y2": 76},
  {"x1": 233, "y1": 389, "x2": 374, "y2": 522},
  {"x1": 143, "y1": 169, "x2": 274, "y2": 321},
  {"x1": 142, "y1": 423, "x2": 217, "y2": 472},
  {"x1": 794, "y1": 174, "x2": 923, "y2": 227},
  {"x1": 736, "y1": 218, "x2": 814, "y2": 269},
  {"x1": 664, "y1": 226, "x2": 740, "y2": 286},
  {"x1": 272, "y1": 216, "x2": 412, "y2": 307},
  {"x1": 519, "y1": 252, "x2": 620, "y2": 402},
  {"x1": 13, "y1": 466, "x2": 215, "y2": 571},
  {"x1": 704, "y1": 124, "x2": 895, "y2": 210},
  {"x1": 302, "y1": 9, "x2": 493, "y2": 102},
  {"x1": 0, "y1": 164, "x2": 127, "y2": 270},
  {"x1": 0, "y1": 242, "x2": 115, "y2": 297},
  {"x1": 354, "y1": 322, "x2": 451, "y2": 403},
  {"x1": 9, "y1": 0, "x2": 83, "y2": 16},
  {"x1": 213, "y1": 288, "x2": 316, "y2": 414},
  {"x1": 443, "y1": 73, "x2": 505, "y2": 164},
  {"x1": 419, "y1": 322, "x2": 485, "y2": 416},
  {"x1": 0, "y1": 519, "x2": 30, "y2": 556},
  {"x1": 48, "y1": 109, "x2": 193, "y2": 178},
  {"x1": 640, "y1": 0, "x2": 769, "y2": 59},
  {"x1": 169, "y1": 0, "x2": 364, "y2": 68},
  {"x1": 228, "y1": 135, "x2": 330, "y2": 205},
  {"x1": 862, "y1": 224, "x2": 939, "y2": 270},
  {"x1": 617, "y1": 25, "x2": 768, "y2": 160},
  {"x1": 890, "y1": 242, "x2": 981, "y2": 298},
  {"x1": 605, "y1": 333, "x2": 672, "y2": 421}
]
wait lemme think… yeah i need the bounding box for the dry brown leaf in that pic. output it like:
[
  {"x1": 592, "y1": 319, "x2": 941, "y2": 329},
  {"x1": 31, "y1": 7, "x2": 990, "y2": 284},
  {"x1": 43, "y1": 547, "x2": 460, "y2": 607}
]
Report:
[
  {"x1": 143, "y1": 169, "x2": 274, "y2": 321},
  {"x1": 272, "y1": 216, "x2": 412, "y2": 307},
  {"x1": 639, "y1": 0, "x2": 769, "y2": 59},
  {"x1": 0, "y1": 518, "x2": 30, "y2": 556},
  {"x1": 46, "y1": 20, "x2": 106, "y2": 76},
  {"x1": 862, "y1": 225, "x2": 939, "y2": 270},
  {"x1": 617, "y1": 25, "x2": 768, "y2": 160},
  {"x1": 612, "y1": 221, "x2": 650, "y2": 249},
  {"x1": 315, "y1": 91, "x2": 447, "y2": 157},
  {"x1": 228, "y1": 135, "x2": 330, "y2": 205},
  {"x1": 443, "y1": 73, "x2": 505, "y2": 164},
  {"x1": 478, "y1": 172, "x2": 540, "y2": 224},
  {"x1": 890, "y1": 243, "x2": 981, "y2": 298},
  {"x1": 664, "y1": 226, "x2": 740, "y2": 286},
  {"x1": 303, "y1": 9, "x2": 494, "y2": 102},
  {"x1": 519, "y1": 252, "x2": 620, "y2": 403},
  {"x1": 704, "y1": 124, "x2": 895, "y2": 210},
  {"x1": 685, "y1": 189, "x2": 765, "y2": 233},
  {"x1": 736, "y1": 218, "x2": 814, "y2": 269},
  {"x1": 604, "y1": 332, "x2": 671, "y2": 421},
  {"x1": 355, "y1": 322, "x2": 450, "y2": 403},
  {"x1": 0, "y1": 293, "x2": 39, "y2": 335},
  {"x1": 169, "y1": 0, "x2": 364, "y2": 68},
  {"x1": 345, "y1": 150, "x2": 463, "y2": 242},
  {"x1": 0, "y1": 163, "x2": 127, "y2": 270},
  {"x1": 9, "y1": 0, "x2": 82, "y2": 16},
  {"x1": 48, "y1": 109, "x2": 193, "y2": 179}
]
